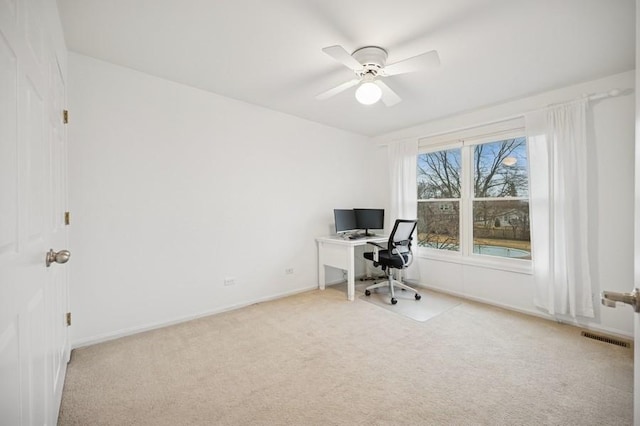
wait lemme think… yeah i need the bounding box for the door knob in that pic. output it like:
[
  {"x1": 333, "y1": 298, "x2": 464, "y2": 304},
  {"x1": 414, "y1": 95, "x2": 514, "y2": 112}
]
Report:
[
  {"x1": 601, "y1": 289, "x2": 640, "y2": 312},
  {"x1": 46, "y1": 249, "x2": 70, "y2": 267}
]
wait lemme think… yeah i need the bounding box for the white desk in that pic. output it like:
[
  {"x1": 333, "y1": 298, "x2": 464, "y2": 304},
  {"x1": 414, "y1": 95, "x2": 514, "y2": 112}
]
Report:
[{"x1": 316, "y1": 235, "x2": 388, "y2": 301}]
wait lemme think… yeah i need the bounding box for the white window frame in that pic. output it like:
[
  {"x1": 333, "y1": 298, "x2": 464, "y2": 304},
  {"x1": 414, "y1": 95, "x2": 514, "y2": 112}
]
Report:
[{"x1": 417, "y1": 119, "x2": 532, "y2": 274}]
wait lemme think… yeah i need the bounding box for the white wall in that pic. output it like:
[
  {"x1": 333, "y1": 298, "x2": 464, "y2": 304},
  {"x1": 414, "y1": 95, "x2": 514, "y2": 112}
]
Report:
[
  {"x1": 67, "y1": 52, "x2": 634, "y2": 344},
  {"x1": 376, "y1": 71, "x2": 636, "y2": 337},
  {"x1": 68, "y1": 53, "x2": 386, "y2": 347}
]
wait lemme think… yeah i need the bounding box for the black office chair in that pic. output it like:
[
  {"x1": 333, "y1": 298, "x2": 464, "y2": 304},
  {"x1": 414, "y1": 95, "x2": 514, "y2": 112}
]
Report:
[{"x1": 363, "y1": 219, "x2": 421, "y2": 305}]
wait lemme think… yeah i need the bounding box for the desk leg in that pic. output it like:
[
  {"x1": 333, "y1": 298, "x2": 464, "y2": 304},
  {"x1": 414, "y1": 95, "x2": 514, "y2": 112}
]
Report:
[
  {"x1": 318, "y1": 242, "x2": 325, "y2": 291},
  {"x1": 347, "y1": 246, "x2": 355, "y2": 301}
]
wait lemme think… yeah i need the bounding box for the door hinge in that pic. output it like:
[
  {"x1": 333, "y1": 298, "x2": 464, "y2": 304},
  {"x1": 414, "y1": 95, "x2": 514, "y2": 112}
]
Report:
[
  {"x1": 63, "y1": 110, "x2": 69, "y2": 124},
  {"x1": 66, "y1": 312, "x2": 71, "y2": 326},
  {"x1": 64, "y1": 211, "x2": 70, "y2": 226}
]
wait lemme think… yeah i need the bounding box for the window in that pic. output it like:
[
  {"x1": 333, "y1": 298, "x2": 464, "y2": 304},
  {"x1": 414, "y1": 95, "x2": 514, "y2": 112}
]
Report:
[
  {"x1": 417, "y1": 147, "x2": 461, "y2": 252},
  {"x1": 417, "y1": 126, "x2": 531, "y2": 263},
  {"x1": 472, "y1": 138, "x2": 530, "y2": 259}
]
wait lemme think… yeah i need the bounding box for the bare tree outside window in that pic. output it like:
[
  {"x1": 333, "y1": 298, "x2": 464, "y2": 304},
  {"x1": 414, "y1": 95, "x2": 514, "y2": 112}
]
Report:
[
  {"x1": 473, "y1": 138, "x2": 528, "y2": 198},
  {"x1": 418, "y1": 149, "x2": 461, "y2": 199},
  {"x1": 473, "y1": 138, "x2": 530, "y2": 258},
  {"x1": 417, "y1": 148, "x2": 461, "y2": 251},
  {"x1": 417, "y1": 137, "x2": 531, "y2": 260}
]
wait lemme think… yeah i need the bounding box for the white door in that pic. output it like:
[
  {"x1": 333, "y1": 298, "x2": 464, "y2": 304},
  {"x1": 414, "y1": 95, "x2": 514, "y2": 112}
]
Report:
[
  {"x1": 0, "y1": 0, "x2": 70, "y2": 424},
  {"x1": 600, "y1": 3, "x2": 640, "y2": 422},
  {"x1": 47, "y1": 54, "x2": 71, "y2": 418}
]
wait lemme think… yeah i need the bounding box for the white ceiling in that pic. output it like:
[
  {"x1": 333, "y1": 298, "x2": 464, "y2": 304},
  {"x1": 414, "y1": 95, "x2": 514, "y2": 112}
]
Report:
[{"x1": 57, "y1": 0, "x2": 635, "y2": 137}]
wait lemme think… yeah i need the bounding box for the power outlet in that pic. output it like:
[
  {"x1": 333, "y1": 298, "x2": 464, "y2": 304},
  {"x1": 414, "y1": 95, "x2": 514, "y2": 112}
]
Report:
[
  {"x1": 223, "y1": 277, "x2": 236, "y2": 286},
  {"x1": 285, "y1": 268, "x2": 294, "y2": 275}
]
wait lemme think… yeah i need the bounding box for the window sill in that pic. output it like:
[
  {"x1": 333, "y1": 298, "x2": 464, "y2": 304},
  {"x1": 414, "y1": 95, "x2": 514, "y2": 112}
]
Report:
[{"x1": 416, "y1": 248, "x2": 533, "y2": 275}]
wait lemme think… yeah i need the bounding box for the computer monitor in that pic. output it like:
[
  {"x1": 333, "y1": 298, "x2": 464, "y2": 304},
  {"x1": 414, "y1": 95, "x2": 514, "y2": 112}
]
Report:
[
  {"x1": 334, "y1": 209, "x2": 358, "y2": 234},
  {"x1": 354, "y1": 208, "x2": 384, "y2": 236}
]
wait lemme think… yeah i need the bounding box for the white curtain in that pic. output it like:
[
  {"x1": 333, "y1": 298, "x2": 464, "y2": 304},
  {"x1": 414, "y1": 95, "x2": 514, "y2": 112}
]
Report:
[
  {"x1": 387, "y1": 139, "x2": 420, "y2": 281},
  {"x1": 525, "y1": 99, "x2": 594, "y2": 318}
]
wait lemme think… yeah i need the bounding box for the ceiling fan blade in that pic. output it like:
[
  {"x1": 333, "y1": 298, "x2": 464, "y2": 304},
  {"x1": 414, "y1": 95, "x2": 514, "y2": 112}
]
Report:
[
  {"x1": 383, "y1": 50, "x2": 440, "y2": 76},
  {"x1": 375, "y1": 80, "x2": 402, "y2": 107},
  {"x1": 316, "y1": 79, "x2": 360, "y2": 100},
  {"x1": 322, "y1": 45, "x2": 363, "y2": 71}
]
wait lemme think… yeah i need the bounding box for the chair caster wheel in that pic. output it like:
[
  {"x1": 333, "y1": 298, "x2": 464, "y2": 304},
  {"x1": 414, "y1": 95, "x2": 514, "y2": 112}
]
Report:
[
  {"x1": 391, "y1": 298, "x2": 398, "y2": 305},
  {"x1": 415, "y1": 293, "x2": 422, "y2": 300},
  {"x1": 365, "y1": 290, "x2": 371, "y2": 296}
]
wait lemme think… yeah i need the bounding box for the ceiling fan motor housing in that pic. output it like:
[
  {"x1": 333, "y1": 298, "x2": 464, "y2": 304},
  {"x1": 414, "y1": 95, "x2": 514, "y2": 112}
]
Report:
[
  {"x1": 352, "y1": 46, "x2": 388, "y2": 77},
  {"x1": 317, "y1": 43, "x2": 439, "y2": 106}
]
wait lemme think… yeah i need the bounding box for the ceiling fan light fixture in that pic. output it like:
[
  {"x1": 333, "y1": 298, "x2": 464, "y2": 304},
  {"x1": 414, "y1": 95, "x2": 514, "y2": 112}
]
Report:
[{"x1": 355, "y1": 81, "x2": 382, "y2": 105}]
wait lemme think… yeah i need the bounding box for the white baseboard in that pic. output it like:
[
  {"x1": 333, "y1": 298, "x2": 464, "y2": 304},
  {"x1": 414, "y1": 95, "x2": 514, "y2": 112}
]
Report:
[
  {"x1": 412, "y1": 282, "x2": 634, "y2": 340},
  {"x1": 73, "y1": 280, "x2": 633, "y2": 349},
  {"x1": 71, "y1": 285, "x2": 319, "y2": 349}
]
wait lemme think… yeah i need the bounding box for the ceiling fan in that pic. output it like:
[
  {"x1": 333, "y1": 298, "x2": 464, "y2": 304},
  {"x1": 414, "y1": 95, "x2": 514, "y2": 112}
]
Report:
[{"x1": 316, "y1": 45, "x2": 440, "y2": 106}]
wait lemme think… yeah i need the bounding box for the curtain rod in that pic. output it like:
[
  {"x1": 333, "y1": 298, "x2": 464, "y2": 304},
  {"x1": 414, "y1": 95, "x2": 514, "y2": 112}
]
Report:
[
  {"x1": 379, "y1": 87, "x2": 627, "y2": 147},
  {"x1": 547, "y1": 88, "x2": 622, "y2": 107},
  {"x1": 585, "y1": 88, "x2": 622, "y2": 101}
]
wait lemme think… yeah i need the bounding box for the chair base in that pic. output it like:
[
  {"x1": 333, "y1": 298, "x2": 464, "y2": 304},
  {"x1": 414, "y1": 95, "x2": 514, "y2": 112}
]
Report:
[
  {"x1": 364, "y1": 272, "x2": 421, "y2": 305},
  {"x1": 359, "y1": 274, "x2": 385, "y2": 282}
]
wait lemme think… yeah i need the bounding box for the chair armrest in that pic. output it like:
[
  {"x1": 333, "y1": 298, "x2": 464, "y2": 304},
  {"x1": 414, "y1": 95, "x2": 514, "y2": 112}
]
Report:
[
  {"x1": 366, "y1": 241, "x2": 386, "y2": 249},
  {"x1": 366, "y1": 241, "x2": 385, "y2": 263},
  {"x1": 390, "y1": 243, "x2": 413, "y2": 267}
]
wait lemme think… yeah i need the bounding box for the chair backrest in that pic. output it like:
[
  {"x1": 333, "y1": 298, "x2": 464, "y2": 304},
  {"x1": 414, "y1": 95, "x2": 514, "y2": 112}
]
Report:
[{"x1": 388, "y1": 219, "x2": 417, "y2": 255}]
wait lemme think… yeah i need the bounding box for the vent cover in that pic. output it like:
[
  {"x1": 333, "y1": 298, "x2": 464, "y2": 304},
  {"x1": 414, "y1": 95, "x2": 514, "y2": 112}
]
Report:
[{"x1": 581, "y1": 331, "x2": 631, "y2": 348}]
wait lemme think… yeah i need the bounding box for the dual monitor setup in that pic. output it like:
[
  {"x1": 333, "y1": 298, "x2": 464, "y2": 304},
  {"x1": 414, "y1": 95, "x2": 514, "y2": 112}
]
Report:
[{"x1": 334, "y1": 208, "x2": 384, "y2": 239}]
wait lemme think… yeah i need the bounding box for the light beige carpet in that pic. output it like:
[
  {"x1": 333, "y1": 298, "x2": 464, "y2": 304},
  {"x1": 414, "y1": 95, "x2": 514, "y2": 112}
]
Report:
[{"x1": 58, "y1": 285, "x2": 633, "y2": 426}]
